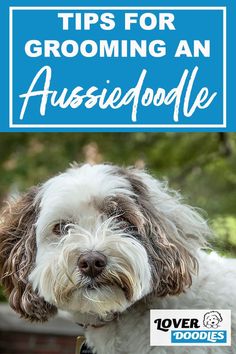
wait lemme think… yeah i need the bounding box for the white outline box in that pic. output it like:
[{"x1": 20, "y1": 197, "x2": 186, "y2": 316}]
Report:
[
  {"x1": 9, "y1": 6, "x2": 227, "y2": 129},
  {"x1": 150, "y1": 309, "x2": 231, "y2": 346}
]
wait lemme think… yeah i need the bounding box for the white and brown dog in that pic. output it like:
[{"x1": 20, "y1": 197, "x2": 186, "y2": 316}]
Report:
[{"x1": 0, "y1": 164, "x2": 235, "y2": 354}]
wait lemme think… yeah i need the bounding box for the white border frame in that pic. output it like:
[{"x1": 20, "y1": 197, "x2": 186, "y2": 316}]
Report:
[{"x1": 9, "y1": 6, "x2": 227, "y2": 128}]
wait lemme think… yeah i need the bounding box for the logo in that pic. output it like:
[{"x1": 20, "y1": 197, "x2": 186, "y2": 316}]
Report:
[
  {"x1": 150, "y1": 310, "x2": 231, "y2": 346},
  {"x1": 203, "y1": 311, "x2": 223, "y2": 329}
]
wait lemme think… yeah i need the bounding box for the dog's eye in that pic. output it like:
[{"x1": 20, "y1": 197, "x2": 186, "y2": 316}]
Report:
[
  {"x1": 117, "y1": 216, "x2": 137, "y2": 232},
  {"x1": 52, "y1": 222, "x2": 69, "y2": 235}
]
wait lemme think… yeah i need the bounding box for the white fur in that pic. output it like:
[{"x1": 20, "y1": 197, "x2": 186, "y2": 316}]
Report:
[
  {"x1": 85, "y1": 252, "x2": 236, "y2": 354},
  {"x1": 28, "y1": 164, "x2": 236, "y2": 354}
]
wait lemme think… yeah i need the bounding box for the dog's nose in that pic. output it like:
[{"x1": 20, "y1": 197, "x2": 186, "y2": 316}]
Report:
[{"x1": 78, "y1": 252, "x2": 107, "y2": 277}]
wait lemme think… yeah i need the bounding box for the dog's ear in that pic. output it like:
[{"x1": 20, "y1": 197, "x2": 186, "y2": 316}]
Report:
[
  {"x1": 217, "y1": 312, "x2": 223, "y2": 322},
  {"x1": 121, "y1": 167, "x2": 209, "y2": 297},
  {"x1": 203, "y1": 313, "x2": 208, "y2": 326},
  {"x1": 0, "y1": 187, "x2": 57, "y2": 322}
]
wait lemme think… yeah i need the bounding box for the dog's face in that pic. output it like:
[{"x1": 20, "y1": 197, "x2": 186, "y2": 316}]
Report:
[
  {"x1": 30, "y1": 165, "x2": 153, "y2": 317},
  {"x1": 0, "y1": 164, "x2": 209, "y2": 322},
  {"x1": 203, "y1": 311, "x2": 222, "y2": 328},
  {"x1": 207, "y1": 316, "x2": 219, "y2": 326}
]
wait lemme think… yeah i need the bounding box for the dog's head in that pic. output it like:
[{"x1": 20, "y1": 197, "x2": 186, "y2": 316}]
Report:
[
  {"x1": 0, "y1": 164, "x2": 209, "y2": 322},
  {"x1": 203, "y1": 311, "x2": 222, "y2": 328}
]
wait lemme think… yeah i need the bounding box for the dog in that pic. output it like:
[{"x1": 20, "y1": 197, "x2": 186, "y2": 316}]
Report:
[
  {"x1": 0, "y1": 163, "x2": 235, "y2": 354},
  {"x1": 203, "y1": 311, "x2": 223, "y2": 329}
]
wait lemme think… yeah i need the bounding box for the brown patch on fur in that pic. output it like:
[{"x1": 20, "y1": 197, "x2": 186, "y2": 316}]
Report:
[
  {"x1": 99, "y1": 194, "x2": 146, "y2": 233},
  {"x1": 111, "y1": 166, "x2": 198, "y2": 297},
  {"x1": 115, "y1": 271, "x2": 134, "y2": 301},
  {"x1": 0, "y1": 188, "x2": 57, "y2": 322}
]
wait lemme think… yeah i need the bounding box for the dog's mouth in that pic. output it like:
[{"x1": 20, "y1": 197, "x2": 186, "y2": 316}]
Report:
[
  {"x1": 85, "y1": 281, "x2": 104, "y2": 290},
  {"x1": 82, "y1": 277, "x2": 117, "y2": 290},
  {"x1": 86, "y1": 284, "x2": 97, "y2": 290},
  {"x1": 79, "y1": 275, "x2": 133, "y2": 300}
]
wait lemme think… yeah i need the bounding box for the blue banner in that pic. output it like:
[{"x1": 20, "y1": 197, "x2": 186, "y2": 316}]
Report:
[
  {"x1": 0, "y1": 1, "x2": 235, "y2": 131},
  {"x1": 171, "y1": 330, "x2": 227, "y2": 344}
]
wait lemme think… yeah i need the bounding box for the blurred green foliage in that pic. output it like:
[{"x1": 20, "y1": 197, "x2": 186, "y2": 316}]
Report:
[{"x1": 0, "y1": 132, "x2": 236, "y2": 300}]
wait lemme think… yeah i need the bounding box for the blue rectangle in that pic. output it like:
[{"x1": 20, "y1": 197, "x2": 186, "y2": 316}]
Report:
[
  {"x1": 0, "y1": 1, "x2": 235, "y2": 131},
  {"x1": 10, "y1": 7, "x2": 225, "y2": 128},
  {"x1": 171, "y1": 330, "x2": 227, "y2": 344}
]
